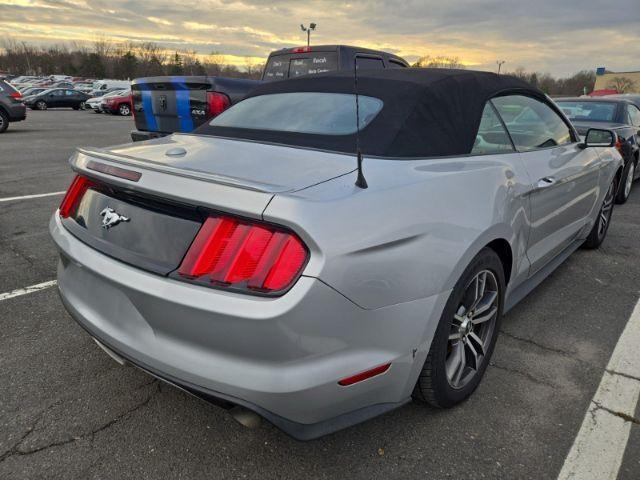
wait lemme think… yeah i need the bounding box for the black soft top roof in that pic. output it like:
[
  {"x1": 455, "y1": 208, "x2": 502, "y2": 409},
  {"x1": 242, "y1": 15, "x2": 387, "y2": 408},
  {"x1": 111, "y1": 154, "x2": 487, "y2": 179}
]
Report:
[{"x1": 195, "y1": 68, "x2": 543, "y2": 158}]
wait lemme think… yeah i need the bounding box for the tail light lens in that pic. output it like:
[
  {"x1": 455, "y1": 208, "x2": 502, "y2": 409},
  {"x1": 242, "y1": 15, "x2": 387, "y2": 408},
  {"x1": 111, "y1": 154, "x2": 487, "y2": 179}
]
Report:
[
  {"x1": 59, "y1": 175, "x2": 96, "y2": 218},
  {"x1": 9, "y1": 91, "x2": 22, "y2": 100},
  {"x1": 206, "y1": 92, "x2": 230, "y2": 117},
  {"x1": 615, "y1": 135, "x2": 624, "y2": 155},
  {"x1": 178, "y1": 215, "x2": 308, "y2": 294}
]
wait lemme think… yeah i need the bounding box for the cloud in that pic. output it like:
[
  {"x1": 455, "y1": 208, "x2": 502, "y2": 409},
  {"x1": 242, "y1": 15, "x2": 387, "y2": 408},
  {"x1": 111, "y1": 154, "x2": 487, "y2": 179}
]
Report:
[{"x1": 0, "y1": 0, "x2": 639, "y2": 74}]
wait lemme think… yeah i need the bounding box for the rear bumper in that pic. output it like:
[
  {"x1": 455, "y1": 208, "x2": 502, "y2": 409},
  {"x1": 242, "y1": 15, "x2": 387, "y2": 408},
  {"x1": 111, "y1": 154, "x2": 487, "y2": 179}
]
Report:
[
  {"x1": 50, "y1": 211, "x2": 447, "y2": 439},
  {"x1": 131, "y1": 130, "x2": 168, "y2": 142},
  {"x1": 5, "y1": 102, "x2": 26, "y2": 121}
]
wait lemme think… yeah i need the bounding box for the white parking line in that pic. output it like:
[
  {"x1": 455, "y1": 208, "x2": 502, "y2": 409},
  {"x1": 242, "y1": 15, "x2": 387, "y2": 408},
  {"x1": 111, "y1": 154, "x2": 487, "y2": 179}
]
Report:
[
  {"x1": 0, "y1": 191, "x2": 65, "y2": 203},
  {"x1": 0, "y1": 280, "x2": 58, "y2": 301},
  {"x1": 558, "y1": 299, "x2": 640, "y2": 480}
]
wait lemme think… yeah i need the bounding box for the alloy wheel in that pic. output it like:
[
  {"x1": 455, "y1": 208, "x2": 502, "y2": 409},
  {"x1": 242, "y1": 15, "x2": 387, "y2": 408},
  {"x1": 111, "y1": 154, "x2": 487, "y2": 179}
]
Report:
[
  {"x1": 598, "y1": 180, "x2": 615, "y2": 239},
  {"x1": 119, "y1": 104, "x2": 131, "y2": 116},
  {"x1": 446, "y1": 270, "x2": 499, "y2": 389},
  {"x1": 36, "y1": 101, "x2": 47, "y2": 110},
  {"x1": 624, "y1": 162, "x2": 635, "y2": 199}
]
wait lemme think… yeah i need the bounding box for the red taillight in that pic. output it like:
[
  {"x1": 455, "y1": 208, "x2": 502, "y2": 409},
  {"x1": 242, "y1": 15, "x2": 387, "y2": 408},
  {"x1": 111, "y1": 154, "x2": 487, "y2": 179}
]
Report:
[
  {"x1": 178, "y1": 215, "x2": 308, "y2": 294},
  {"x1": 338, "y1": 363, "x2": 392, "y2": 386},
  {"x1": 206, "y1": 92, "x2": 230, "y2": 117},
  {"x1": 615, "y1": 135, "x2": 623, "y2": 154},
  {"x1": 9, "y1": 91, "x2": 22, "y2": 100},
  {"x1": 59, "y1": 175, "x2": 96, "y2": 218}
]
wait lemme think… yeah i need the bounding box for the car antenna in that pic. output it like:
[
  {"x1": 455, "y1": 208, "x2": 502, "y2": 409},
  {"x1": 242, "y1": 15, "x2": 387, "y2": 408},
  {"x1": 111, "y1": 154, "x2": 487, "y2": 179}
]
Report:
[{"x1": 353, "y1": 59, "x2": 368, "y2": 189}]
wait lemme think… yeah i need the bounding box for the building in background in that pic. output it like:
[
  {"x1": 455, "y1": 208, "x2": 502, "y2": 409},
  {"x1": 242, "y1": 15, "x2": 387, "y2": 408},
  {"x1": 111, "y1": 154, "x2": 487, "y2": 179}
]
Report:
[{"x1": 594, "y1": 67, "x2": 640, "y2": 94}]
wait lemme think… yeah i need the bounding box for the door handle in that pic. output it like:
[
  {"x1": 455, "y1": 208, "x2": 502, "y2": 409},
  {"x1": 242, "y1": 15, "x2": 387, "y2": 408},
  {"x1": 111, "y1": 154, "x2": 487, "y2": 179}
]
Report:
[{"x1": 537, "y1": 177, "x2": 556, "y2": 188}]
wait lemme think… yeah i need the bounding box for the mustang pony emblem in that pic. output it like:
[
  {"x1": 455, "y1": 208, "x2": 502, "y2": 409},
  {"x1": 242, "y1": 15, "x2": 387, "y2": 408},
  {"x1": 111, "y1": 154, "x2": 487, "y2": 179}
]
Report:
[{"x1": 100, "y1": 207, "x2": 130, "y2": 229}]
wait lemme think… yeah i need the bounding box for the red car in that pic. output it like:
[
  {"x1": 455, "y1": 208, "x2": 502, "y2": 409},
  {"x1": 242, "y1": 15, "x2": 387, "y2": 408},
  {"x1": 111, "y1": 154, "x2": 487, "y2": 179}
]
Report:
[{"x1": 101, "y1": 92, "x2": 132, "y2": 116}]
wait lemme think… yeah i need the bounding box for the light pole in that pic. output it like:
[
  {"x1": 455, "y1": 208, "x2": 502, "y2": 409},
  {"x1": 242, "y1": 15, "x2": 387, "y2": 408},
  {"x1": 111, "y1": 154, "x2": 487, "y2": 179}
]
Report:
[
  {"x1": 300, "y1": 23, "x2": 317, "y2": 47},
  {"x1": 496, "y1": 60, "x2": 506, "y2": 74}
]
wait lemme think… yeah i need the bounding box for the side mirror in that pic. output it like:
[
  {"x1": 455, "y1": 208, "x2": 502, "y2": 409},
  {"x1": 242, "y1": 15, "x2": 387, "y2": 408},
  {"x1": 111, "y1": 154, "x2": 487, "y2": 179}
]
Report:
[{"x1": 580, "y1": 128, "x2": 616, "y2": 148}]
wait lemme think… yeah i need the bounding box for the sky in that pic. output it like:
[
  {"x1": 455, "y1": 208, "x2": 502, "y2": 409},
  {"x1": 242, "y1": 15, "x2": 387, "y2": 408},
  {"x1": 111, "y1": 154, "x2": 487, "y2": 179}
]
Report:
[{"x1": 1, "y1": 0, "x2": 639, "y2": 76}]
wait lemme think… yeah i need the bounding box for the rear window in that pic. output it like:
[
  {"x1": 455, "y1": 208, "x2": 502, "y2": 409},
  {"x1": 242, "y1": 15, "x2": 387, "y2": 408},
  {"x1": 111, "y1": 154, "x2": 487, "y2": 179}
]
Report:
[
  {"x1": 209, "y1": 92, "x2": 383, "y2": 135},
  {"x1": 263, "y1": 53, "x2": 338, "y2": 81},
  {"x1": 556, "y1": 101, "x2": 617, "y2": 122}
]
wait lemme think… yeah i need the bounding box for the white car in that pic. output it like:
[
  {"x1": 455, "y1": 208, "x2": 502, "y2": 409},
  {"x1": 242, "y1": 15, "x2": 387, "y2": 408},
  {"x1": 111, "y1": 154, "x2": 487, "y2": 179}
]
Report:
[{"x1": 86, "y1": 89, "x2": 128, "y2": 113}]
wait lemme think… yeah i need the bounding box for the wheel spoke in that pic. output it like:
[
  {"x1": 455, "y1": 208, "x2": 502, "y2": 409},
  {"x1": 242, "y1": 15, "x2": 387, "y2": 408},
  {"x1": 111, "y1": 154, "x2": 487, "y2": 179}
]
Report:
[
  {"x1": 467, "y1": 341, "x2": 479, "y2": 370},
  {"x1": 471, "y1": 306, "x2": 497, "y2": 325},
  {"x1": 468, "y1": 332, "x2": 485, "y2": 356},
  {"x1": 446, "y1": 342, "x2": 465, "y2": 385},
  {"x1": 449, "y1": 331, "x2": 462, "y2": 341},
  {"x1": 474, "y1": 290, "x2": 498, "y2": 316},
  {"x1": 452, "y1": 343, "x2": 466, "y2": 385}
]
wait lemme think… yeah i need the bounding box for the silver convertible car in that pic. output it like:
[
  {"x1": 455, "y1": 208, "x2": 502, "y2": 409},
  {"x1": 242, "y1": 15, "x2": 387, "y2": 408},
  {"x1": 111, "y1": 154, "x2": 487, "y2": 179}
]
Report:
[{"x1": 50, "y1": 69, "x2": 622, "y2": 440}]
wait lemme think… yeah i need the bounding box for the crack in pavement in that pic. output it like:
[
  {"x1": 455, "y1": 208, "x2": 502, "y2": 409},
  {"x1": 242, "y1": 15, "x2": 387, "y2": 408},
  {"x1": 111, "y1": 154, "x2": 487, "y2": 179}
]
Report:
[
  {"x1": 489, "y1": 361, "x2": 556, "y2": 388},
  {"x1": 592, "y1": 401, "x2": 640, "y2": 426},
  {"x1": 605, "y1": 369, "x2": 640, "y2": 383},
  {"x1": 499, "y1": 329, "x2": 579, "y2": 359},
  {"x1": 0, "y1": 381, "x2": 159, "y2": 464}
]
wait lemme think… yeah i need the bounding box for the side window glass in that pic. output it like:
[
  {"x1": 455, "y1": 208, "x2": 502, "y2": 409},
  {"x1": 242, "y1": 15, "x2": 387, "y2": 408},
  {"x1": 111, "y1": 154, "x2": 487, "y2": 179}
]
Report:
[
  {"x1": 471, "y1": 103, "x2": 514, "y2": 155},
  {"x1": 492, "y1": 95, "x2": 573, "y2": 151},
  {"x1": 65, "y1": 90, "x2": 76, "y2": 96},
  {"x1": 356, "y1": 57, "x2": 384, "y2": 70},
  {"x1": 627, "y1": 105, "x2": 640, "y2": 127},
  {"x1": 388, "y1": 60, "x2": 406, "y2": 69}
]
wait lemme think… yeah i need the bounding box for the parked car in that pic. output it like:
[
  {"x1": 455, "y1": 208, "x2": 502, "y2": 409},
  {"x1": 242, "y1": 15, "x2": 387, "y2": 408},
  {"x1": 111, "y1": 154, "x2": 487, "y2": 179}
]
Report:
[
  {"x1": 50, "y1": 69, "x2": 622, "y2": 440},
  {"x1": 130, "y1": 45, "x2": 409, "y2": 141},
  {"x1": 23, "y1": 88, "x2": 91, "y2": 110},
  {"x1": 556, "y1": 97, "x2": 640, "y2": 203},
  {"x1": 91, "y1": 79, "x2": 130, "y2": 95},
  {"x1": 86, "y1": 89, "x2": 128, "y2": 113},
  {"x1": 20, "y1": 87, "x2": 47, "y2": 97},
  {"x1": 101, "y1": 90, "x2": 133, "y2": 116},
  {"x1": 611, "y1": 94, "x2": 640, "y2": 109},
  {"x1": 0, "y1": 79, "x2": 26, "y2": 133}
]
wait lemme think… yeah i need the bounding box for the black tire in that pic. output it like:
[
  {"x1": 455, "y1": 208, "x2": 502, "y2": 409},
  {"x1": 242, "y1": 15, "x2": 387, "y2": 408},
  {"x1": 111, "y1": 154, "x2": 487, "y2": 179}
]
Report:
[
  {"x1": 118, "y1": 104, "x2": 131, "y2": 116},
  {"x1": 79, "y1": 101, "x2": 86, "y2": 110},
  {"x1": 35, "y1": 100, "x2": 47, "y2": 110},
  {"x1": 615, "y1": 159, "x2": 634, "y2": 204},
  {"x1": 0, "y1": 109, "x2": 8, "y2": 134},
  {"x1": 583, "y1": 176, "x2": 617, "y2": 249},
  {"x1": 413, "y1": 248, "x2": 505, "y2": 408}
]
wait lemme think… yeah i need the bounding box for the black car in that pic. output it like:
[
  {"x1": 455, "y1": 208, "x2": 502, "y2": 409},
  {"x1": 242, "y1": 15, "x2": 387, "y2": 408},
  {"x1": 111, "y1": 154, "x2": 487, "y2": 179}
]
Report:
[
  {"x1": 23, "y1": 88, "x2": 91, "y2": 111},
  {"x1": 556, "y1": 97, "x2": 640, "y2": 203},
  {"x1": 0, "y1": 79, "x2": 26, "y2": 133}
]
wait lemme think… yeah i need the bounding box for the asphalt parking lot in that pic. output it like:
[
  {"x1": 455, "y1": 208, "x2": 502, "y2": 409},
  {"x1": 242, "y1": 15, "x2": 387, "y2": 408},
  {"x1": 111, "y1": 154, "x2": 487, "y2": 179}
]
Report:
[{"x1": 1, "y1": 110, "x2": 639, "y2": 479}]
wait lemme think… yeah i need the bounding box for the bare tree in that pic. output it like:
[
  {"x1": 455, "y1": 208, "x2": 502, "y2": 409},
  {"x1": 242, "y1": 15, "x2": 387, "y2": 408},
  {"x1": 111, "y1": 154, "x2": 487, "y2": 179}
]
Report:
[
  {"x1": 607, "y1": 77, "x2": 637, "y2": 94},
  {"x1": 413, "y1": 55, "x2": 465, "y2": 69}
]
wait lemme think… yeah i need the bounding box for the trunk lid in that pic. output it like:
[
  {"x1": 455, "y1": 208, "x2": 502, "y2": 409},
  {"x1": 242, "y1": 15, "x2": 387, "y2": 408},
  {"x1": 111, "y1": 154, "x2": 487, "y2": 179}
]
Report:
[
  {"x1": 572, "y1": 121, "x2": 625, "y2": 136},
  {"x1": 64, "y1": 134, "x2": 354, "y2": 274},
  {"x1": 132, "y1": 77, "x2": 209, "y2": 134},
  {"x1": 101, "y1": 133, "x2": 356, "y2": 194}
]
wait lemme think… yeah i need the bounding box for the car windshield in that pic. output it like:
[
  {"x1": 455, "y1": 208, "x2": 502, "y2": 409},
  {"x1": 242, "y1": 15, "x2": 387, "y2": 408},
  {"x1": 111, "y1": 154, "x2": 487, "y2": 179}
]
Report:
[
  {"x1": 556, "y1": 101, "x2": 617, "y2": 122},
  {"x1": 209, "y1": 92, "x2": 383, "y2": 135}
]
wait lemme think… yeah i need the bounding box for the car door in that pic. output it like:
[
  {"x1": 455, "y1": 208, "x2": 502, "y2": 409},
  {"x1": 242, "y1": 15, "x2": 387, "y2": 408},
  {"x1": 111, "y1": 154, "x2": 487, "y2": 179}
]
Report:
[
  {"x1": 62, "y1": 89, "x2": 78, "y2": 107},
  {"x1": 626, "y1": 103, "x2": 640, "y2": 154},
  {"x1": 47, "y1": 89, "x2": 64, "y2": 107},
  {"x1": 492, "y1": 94, "x2": 602, "y2": 275}
]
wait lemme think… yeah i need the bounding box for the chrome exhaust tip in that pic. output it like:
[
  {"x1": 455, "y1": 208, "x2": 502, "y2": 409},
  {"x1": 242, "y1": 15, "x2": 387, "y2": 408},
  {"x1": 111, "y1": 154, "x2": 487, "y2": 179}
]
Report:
[{"x1": 229, "y1": 406, "x2": 262, "y2": 429}]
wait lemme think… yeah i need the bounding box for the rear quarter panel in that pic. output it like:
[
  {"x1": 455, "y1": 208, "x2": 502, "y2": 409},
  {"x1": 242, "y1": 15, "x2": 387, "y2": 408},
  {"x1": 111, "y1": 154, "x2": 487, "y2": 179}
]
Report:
[{"x1": 263, "y1": 153, "x2": 533, "y2": 310}]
